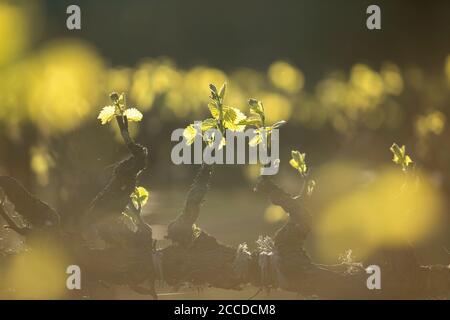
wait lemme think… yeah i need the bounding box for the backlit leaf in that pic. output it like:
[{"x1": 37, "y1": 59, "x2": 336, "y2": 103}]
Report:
[
  {"x1": 115, "y1": 92, "x2": 126, "y2": 111},
  {"x1": 208, "y1": 102, "x2": 220, "y2": 119},
  {"x1": 249, "y1": 132, "x2": 263, "y2": 147},
  {"x1": 209, "y1": 84, "x2": 218, "y2": 95},
  {"x1": 124, "y1": 108, "x2": 143, "y2": 122},
  {"x1": 390, "y1": 143, "x2": 413, "y2": 171},
  {"x1": 183, "y1": 124, "x2": 198, "y2": 145},
  {"x1": 239, "y1": 115, "x2": 262, "y2": 127},
  {"x1": 290, "y1": 150, "x2": 307, "y2": 176},
  {"x1": 223, "y1": 106, "x2": 247, "y2": 131},
  {"x1": 219, "y1": 82, "x2": 227, "y2": 99},
  {"x1": 98, "y1": 106, "x2": 116, "y2": 125},
  {"x1": 248, "y1": 98, "x2": 264, "y2": 118},
  {"x1": 201, "y1": 118, "x2": 217, "y2": 131},
  {"x1": 131, "y1": 186, "x2": 149, "y2": 209}
]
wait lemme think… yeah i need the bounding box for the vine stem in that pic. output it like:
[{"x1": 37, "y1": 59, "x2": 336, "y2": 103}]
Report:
[{"x1": 115, "y1": 115, "x2": 133, "y2": 148}]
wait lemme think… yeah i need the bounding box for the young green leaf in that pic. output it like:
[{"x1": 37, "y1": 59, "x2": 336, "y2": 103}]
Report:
[
  {"x1": 219, "y1": 136, "x2": 226, "y2": 149},
  {"x1": 222, "y1": 106, "x2": 237, "y2": 124},
  {"x1": 109, "y1": 92, "x2": 120, "y2": 102},
  {"x1": 208, "y1": 102, "x2": 220, "y2": 120},
  {"x1": 289, "y1": 150, "x2": 308, "y2": 176},
  {"x1": 192, "y1": 223, "x2": 202, "y2": 239},
  {"x1": 248, "y1": 98, "x2": 264, "y2": 118},
  {"x1": 116, "y1": 92, "x2": 126, "y2": 111},
  {"x1": 131, "y1": 186, "x2": 150, "y2": 209},
  {"x1": 130, "y1": 187, "x2": 149, "y2": 209},
  {"x1": 209, "y1": 84, "x2": 218, "y2": 99},
  {"x1": 219, "y1": 82, "x2": 227, "y2": 100},
  {"x1": 100, "y1": 92, "x2": 144, "y2": 125},
  {"x1": 201, "y1": 118, "x2": 217, "y2": 131},
  {"x1": 248, "y1": 98, "x2": 259, "y2": 106},
  {"x1": 203, "y1": 131, "x2": 226, "y2": 150},
  {"x1": 222, "y1": 106, "x2": 247, "y2": 131},
  {"x1": 124, "y1": 108, "x2": 143, "y2": 122},
  {"x1": 209, "y1": 84, "x2": 218, "y2": 94},
  {"x1": 183, "y1": 124, "x2": 198, "y2": 145},
  {"x1": 239, "y1": 115, "x2": 263, "y2": 127},
  {"x1": 390, "y1": 143, "x2": 413, "y2": 171},
  {"x1": 98, "y1": 106, "x2": 116, "y2": 125},
  {"x1": 249, "y1": 132, "x2": 263, "y2": 147}
]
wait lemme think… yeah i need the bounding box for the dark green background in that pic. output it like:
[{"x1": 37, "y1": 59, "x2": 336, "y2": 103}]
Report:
[{"x1": 41, "y1": 0, "x2": 450, "y2": 84}]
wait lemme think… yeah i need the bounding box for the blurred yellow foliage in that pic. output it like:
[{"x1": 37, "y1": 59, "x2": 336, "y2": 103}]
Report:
[
  {"x1": 181, "y1": 67, "x2": 228, "y2": 112},
  {"x1": 243, "y1": 164, "x2": 261, "y2": 182},
  {"x1": 5, "y1": 245, "x2": 68, "y2": 299},
  {"x1": 415, "y1": 111, "x2": 446, "y2": 137},
  {"x1": 313, "y1": 163, "x2": 444, "y2": 263},
  {"x1": 26, "y1": 41, "x2": 105, "y2": 134},
  {"x1": 381, "y1": 62, "x2": 404, "y2": 95},
  {"x1": 264, "y1": 204, "x2": 288, "y2": 224},
  {"x1": 0, "y1": 2, "x2": 29, "y2": 66},
  {"x1": 30, "y1": 146, "x2": 55, "y2": 186},
  {"x1": 350, "y1": 64, "x2": 384, "y2": 98},
  {"x1": 0, "y1": 1, "x2": 447, "y2": 140},
  {"x1": 268, "y1": 61, "x2": 304, "y2": 93},
  {"x1": 257, "y1": 92, "x2": 292, "y2": 123},
  {"x1": 107, "y1": 68, "x2": 132, "y2": 94}
]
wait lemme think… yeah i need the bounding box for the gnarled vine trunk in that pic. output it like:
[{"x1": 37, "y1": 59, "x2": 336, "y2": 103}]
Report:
[{"x1": 1, "y1": 131, "x2": 449, "y2": 299}]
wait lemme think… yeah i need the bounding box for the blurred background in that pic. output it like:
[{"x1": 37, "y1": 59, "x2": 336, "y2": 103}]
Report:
[{"x1": 0, "y1": 0, "x2": 450, "y2": 299}]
